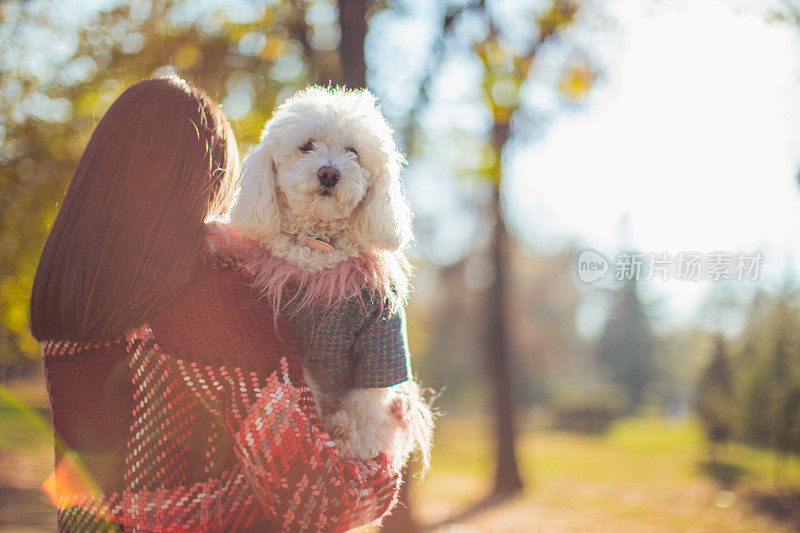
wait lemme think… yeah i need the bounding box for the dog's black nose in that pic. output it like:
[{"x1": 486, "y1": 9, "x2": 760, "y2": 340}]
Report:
[{"x1": 317, "y1": 166, "x2": 340, "y2": 188}]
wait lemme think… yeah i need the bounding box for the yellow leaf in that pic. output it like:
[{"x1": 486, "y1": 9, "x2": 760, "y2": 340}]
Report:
[
  {"x1": 174, "y1": 44, "x2": 202, "y2": 70},
  {"x1": 558, "y1": 62, "x2": 593, "y2": 100},
  {"x1": 493, "y1": 104, "x2": 514, "y2": 125},
  {"x1": 260, "y1": 34, "x2": 284, "y2": 61}
]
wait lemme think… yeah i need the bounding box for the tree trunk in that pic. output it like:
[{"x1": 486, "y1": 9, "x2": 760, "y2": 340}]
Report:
[
  {"x1": 337, "y1": 0, "x2": 368, "y2": 88},
  {"x1": 487, "y1": 182, "x2": 524, "y2": 496}
]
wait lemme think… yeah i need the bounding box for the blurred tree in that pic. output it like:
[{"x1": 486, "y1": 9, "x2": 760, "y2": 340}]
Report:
[
  {"x1": 337, "y1": 0, "x2": 368, "y2": 88},
  {"x1": 470, "y1": 0, "x2": 587, "y2": 497},
  {"x1": 0, "y1": 0, "x2": 345, "y2": 373},
  {"x1": 358, "y1": 0, "x2": 593, "y2": 510},
  {"x1": 509, "y1": 247, "x2": 585, "y2": 404},
  {"x1": 696, "y1": 336, "x2": 733, "y2": 461},
  {"x1": 420, "y1": 247, "x2": 584, "y2": 407},
  {"x1": 596, "y1": 280, "x2": 656, "y2": 412},
  {"x1": 728, "y1": 280, "x2": 800, "y2": 483},
  {"x1": 735, "y1": 291, "x2": 775, "y2": 447},
  {"x1": 762, "y1": 286, "x2": 800, "y2": 483}
]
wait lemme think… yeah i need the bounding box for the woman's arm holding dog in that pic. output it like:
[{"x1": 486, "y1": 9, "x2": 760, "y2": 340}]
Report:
[
  {"x1": 227, "y1": 357, "x2": 401, "y2": 531},
  {"x1": 149, "y1": 264, "x2": 401, "y2": 531}
]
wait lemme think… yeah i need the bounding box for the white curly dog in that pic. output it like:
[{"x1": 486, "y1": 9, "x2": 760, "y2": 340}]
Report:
[{"x1": 230, "y1": 86, "x2": 433, "y2": 471}]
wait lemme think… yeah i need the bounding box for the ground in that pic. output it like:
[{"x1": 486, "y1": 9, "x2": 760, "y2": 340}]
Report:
[
  {"x1": 1, "y1": 377, "x2": 798, "y2": 532},
  {"x1": 404, "y1": 413, "x2": 800, "y2": 532}
]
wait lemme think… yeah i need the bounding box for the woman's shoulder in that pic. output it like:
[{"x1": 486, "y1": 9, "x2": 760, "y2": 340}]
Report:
[{"x1": 149, "y1": 257, "x2": 299, "y2": 372}]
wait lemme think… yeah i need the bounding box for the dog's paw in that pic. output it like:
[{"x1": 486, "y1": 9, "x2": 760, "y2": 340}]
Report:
[
  {"x1": 387, "y1": 380, "x2": 437, "y2": 473},
  {"x1": 323, "y1": 390, "x2": 396, "y2": 461},
  {"x1": 325, "y1": 409, "x2": 355, "y2": 441},
  {"x1": 325, "y1": 409, "x2": 378, "y2": 460}
]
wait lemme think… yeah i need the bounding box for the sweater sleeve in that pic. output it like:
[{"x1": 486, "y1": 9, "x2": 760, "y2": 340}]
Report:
[
  {"x1": 352, "y1": 298, "x2": 412, "y2": 388},
  {"x1": 149, "y1": 264, "x2": 401, "y2": 531}
]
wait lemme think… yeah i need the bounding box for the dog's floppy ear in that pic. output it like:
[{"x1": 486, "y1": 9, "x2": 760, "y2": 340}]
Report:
[
  {"x1": 230, "y1": 135, "x2": 281, "y2": 242},
  {"x1": 354, "y1": 148, "x2": 412, "y2": 252}
]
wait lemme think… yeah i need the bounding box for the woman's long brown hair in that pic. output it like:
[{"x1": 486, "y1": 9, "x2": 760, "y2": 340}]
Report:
[{"x1": 30, "y1": 76, "x2": 239, "y2": 341}]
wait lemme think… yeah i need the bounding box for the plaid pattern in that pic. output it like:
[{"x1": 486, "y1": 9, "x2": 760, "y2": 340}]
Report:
[
  {"x1": 42, "y1": 263, "x2": 400, "y2": 532},
  {"x1": 284, "y1": 291, "x2": 411, "y2": 392}
]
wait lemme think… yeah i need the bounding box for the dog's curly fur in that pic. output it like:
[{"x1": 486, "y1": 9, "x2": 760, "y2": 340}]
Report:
[
  {"x1": 231, "y1": 86, "x2": 412, "y2": 271},
  {"x1": 230, "y1": 86, "x2": 434, "y2": 471}
]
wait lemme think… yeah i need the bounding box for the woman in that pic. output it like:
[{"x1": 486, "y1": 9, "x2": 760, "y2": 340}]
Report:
[{"x1": 30, "y1": 76, "x2": 400, "y2": 532}]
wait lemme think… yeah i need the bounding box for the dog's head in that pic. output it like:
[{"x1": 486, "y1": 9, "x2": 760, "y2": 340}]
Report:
[{"x1": 231, "y1": 86, "x2": 411, "y2": 252}]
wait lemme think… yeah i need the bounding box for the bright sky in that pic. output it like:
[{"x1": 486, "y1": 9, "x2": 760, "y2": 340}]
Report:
[{"x1": 503, "y1": 0, "x2": 800, "y2": 330}]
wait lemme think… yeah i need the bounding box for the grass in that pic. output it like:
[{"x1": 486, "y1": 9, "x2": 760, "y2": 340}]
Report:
[
  {"x1": 408, "y1": 413, "x2": 800, "y2": 532},
  {"x1": 0, "y1": 376, "x2": 56, "y2": 532},
  {"x1": 2, "y1": 377, "x2": 799, "y2": 532}
]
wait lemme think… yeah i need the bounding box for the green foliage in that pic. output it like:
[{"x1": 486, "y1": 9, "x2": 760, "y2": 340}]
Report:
[
  {"x1": 694, "y1": 281, "x2": 800, "y2": 467},
  {"x1": 596, "y1": 280, "x2": 657, "y2": 412},
  {"x1": 696, "y1": 336, "x2": 733, "y2": 445},
  {"x1": 0, "y1": 0, "x2": 344, "y2": 370},
  {"x1": 732, "y1": 285, "x2": 800, "y2": 456},
  {"x1": 551, "y1": 384, "x2": 624, "y2": 434}
]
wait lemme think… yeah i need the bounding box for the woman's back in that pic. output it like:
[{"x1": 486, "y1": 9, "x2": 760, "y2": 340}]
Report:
[
  {"x1": 32, "y1": 77, "x2": 400, "y2": 531},
  {"x1": 44, "y1": 258, "x2": 399, "y2": 531}
]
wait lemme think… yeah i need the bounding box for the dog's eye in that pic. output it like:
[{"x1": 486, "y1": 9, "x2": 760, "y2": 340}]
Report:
[
  {"x1": 300, "y1": 140, "x2": 314, "y2": 153},
  {"x1": 345, "y1": 147, "x2": 358, "y2": 157}
]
